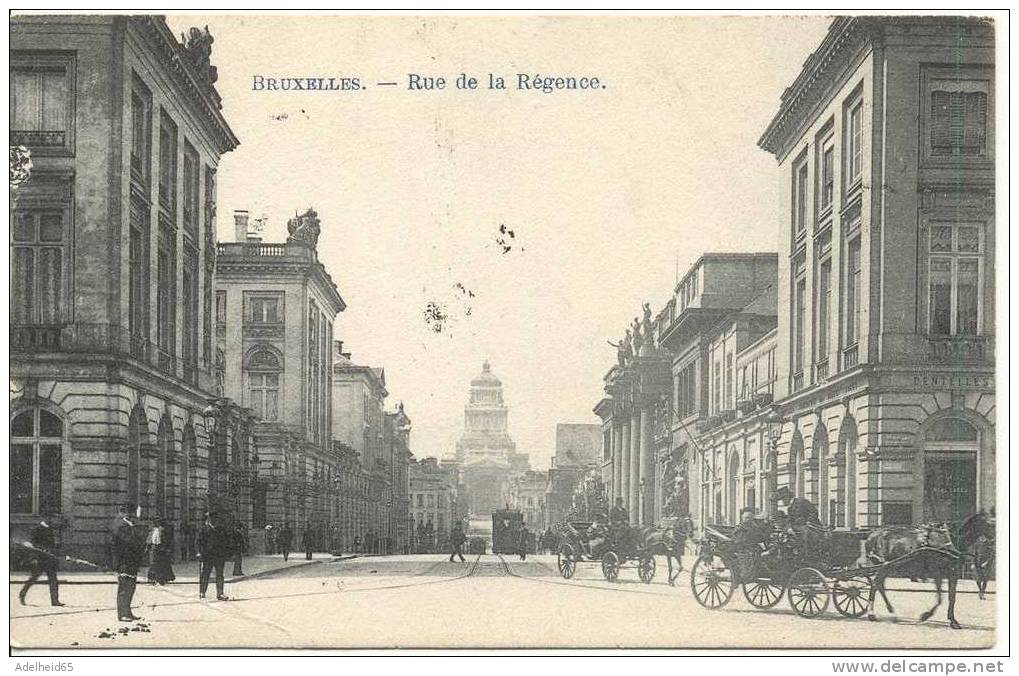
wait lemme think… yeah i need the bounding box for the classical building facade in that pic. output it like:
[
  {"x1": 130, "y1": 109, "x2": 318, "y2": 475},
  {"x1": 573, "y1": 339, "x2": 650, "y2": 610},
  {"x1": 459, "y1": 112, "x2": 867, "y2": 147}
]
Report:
[
  {"x1": 452, "y1": 362, "x2": 531, "y2": 518},
  {"x1": 758, "y1": 16, "x2": 995, "y2": 527},
  {"x1": 544, "y1": 424, "x2": 603, "y2": 527},
  {"x1": 10, "y1": 16, "x2": 238, "y2": 563},
  {"x1": 215, "y1": 208, "x2": 345, "y2": 536},
  {"x1": 508, "y1": 470, "x2": 547, "y2": 528},
  {"x1": 409, "y1": 457, "x2": 459, "y2": 553},
  {"x1": 384, "y1": 404, "x2": 414, "y2": 553}
]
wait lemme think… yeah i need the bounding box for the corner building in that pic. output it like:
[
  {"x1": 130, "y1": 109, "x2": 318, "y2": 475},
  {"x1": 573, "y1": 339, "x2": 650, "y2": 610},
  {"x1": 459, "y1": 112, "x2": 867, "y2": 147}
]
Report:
[
  {"x1": 10, "y1": 16, "x2": 237, "y2": 562},
  {"x1": 758, "y1": 16, "x2": 995, "y2": 527}
]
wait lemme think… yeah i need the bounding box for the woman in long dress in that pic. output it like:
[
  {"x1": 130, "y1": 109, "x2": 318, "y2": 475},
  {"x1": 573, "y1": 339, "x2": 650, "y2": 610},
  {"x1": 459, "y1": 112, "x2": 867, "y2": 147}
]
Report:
[{"x1": 146, "y1": 518, "x2": 176, "y2": 585}]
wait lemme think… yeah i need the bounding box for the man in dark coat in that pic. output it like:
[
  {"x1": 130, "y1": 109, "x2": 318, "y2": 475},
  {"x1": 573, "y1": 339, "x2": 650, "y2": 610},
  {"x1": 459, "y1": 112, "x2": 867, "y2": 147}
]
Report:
[
  {"x1": 610, "y1": 497, "x2": 629, "y2": 526},
  {"x1": 518, "y1": 524, "x2": 530, "y2": 561},
  {"x1": 449, "y1": 523, "x2": 467, "y2": 563},
  {"x1": 112, "y1": 508, "x2": 146, "y2": 621},
  {"x1": 278, "y1": 524, "x2": 293, "y2": 561},
  {"x1": 197, "y1": 512, "x2": 230, "y2": 600},
  {"x1": 19, "y1": 520, "x2": 64, "y2": 607},
  {"x1": 303, "y1": 523, "x2": 315, "y2": 560},
  {"x1": 231, "y1": 521, "x2": 248, "y2": 576},
  {"x1": 775, "y1": 486, "x2": 821, "y2": 527}
]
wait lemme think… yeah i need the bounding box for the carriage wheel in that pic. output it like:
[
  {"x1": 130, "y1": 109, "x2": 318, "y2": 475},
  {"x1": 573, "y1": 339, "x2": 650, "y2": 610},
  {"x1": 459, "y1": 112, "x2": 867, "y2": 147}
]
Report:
[
  {"x1": 602, "y1": 551, "x2": 621, "y2": 582},
  {"x1": 690, "y1": 554, "x2": 735, "y2": 609},
  {"x1": 832, "y1": 576, "x2": 871, "y2": 618},
  {"x1": 743, "y1": 579, "x2": 785, "y2": 609},
  {"x1": 557, "y1": 544, "x2": 577, "y2": 579},
  {"x1": 638, "y1": 554, "x2": 656, "y2": 584},
  {"x1": 787, "y1": 567, "x2": 831, "y2": 618}
]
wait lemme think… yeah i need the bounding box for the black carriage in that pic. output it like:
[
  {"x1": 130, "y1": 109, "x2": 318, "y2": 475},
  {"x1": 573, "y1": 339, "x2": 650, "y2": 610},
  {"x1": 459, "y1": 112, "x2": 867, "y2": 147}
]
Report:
[
  {"x1": 556, "y1": 521, "x2": 657, "y2": 583},
  {"x1": 492, "y1": 509, "x2": 523, "y2": 555},
  {"x1": 691, "y1": 523, "x2": 873, "y2": 619}
]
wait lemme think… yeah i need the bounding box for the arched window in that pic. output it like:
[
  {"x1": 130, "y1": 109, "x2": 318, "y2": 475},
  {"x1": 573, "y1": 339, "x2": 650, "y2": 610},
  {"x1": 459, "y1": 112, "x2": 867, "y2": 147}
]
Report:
[
  {"x1": 727, "y1": 450, "x2": 740, "y2": 523},
  {"x1": 11, "y1": 406, "x2": 64, "y2": 515},
  {"x1": 127, "y1": 405, "x2": 147, "y2": 509},
  {"x1": 156, "y1": 417, "x2": 172, "y2": 518},
  {"x1": 789, "y1": 431, "x2": 804, "y2": 497},
  {"x1": 837, "y1": 418, "x2": 858, "y2": 528},
  {"x1": 246, "y1": 347, "x2": 281, "y2": 421},
  {"x1": 182, "y1": 425, "x2": 196, "y2": 527}
]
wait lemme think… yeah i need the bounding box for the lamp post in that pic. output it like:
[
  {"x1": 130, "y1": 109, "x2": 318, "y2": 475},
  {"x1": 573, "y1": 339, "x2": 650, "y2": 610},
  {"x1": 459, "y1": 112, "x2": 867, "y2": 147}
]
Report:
[{"x1": 765, "y1": 413, "x2": 784, "y2": 516}]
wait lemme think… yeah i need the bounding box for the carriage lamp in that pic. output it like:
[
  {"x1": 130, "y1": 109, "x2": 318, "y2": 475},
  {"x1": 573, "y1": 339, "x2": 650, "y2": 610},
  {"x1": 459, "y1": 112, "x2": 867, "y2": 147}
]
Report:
[{"x1": 766, "y1": 414, "x2": 784, "y2": 450}]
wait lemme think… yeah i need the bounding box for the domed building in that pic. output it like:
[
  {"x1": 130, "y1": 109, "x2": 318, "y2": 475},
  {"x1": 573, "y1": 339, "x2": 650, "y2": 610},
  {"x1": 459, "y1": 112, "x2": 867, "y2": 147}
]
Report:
[{"x1": 453, "y1": 361, "x2": 530, "y2": 519}]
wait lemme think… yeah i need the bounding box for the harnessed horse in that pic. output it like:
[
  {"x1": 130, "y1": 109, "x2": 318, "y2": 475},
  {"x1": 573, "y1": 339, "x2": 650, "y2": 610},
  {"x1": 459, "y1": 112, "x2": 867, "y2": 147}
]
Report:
[
  {"x1": 637, "y1": 522, "x2": 689, "y2": 586},
  {"x1": 863, "y1": 511, "x2": 995, "y2": 629}
]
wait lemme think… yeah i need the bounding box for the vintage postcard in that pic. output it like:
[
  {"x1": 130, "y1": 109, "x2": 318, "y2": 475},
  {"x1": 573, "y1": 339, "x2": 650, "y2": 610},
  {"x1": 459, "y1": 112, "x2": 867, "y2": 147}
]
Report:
[{"x1": 8, "y1": 10, "x2": 1006, "y2": 657}]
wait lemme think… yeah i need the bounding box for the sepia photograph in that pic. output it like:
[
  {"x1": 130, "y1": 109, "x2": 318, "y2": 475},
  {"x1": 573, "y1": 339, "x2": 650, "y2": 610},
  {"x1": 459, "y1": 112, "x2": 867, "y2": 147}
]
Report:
[{"x1": 7, "y1": 8, "x2": 1006, "y2": 660}]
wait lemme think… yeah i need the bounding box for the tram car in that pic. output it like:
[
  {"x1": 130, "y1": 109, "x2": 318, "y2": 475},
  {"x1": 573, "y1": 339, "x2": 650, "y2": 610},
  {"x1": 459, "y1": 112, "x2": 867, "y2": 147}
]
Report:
[{"x1": 492, "y1": 509, "x2": 523, "y2": 554}]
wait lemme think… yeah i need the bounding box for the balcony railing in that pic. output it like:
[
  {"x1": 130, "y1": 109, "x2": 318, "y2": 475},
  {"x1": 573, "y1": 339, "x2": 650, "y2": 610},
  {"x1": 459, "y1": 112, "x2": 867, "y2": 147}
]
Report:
[
  {"x1": 842, "y1": 344, "x2": 859, "y2": 369},
  {"x1": 11, "y1": 129, "x2": 66, "y2": 147},
  {"x1": 791, "y1": 371, "x2": 805, "y2": 392},
  {"x1": 814, "y1": 358, "x2": 830, "y2": 383}
]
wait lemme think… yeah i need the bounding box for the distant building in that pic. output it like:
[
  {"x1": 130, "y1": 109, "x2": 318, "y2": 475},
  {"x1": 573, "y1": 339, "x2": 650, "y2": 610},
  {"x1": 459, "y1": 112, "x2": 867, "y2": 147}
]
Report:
[
  {"x1": 508, "y1": 470, "x2": 547, "y2": 527},
  {"x1": 10, "y1": 16, "x2": 238, "y2": 563},
  {"x1": 453, "y1": 362, "x2": 530, "y2": 518},
  {"x1": 384, "y1": 403, "x2": 413, "y2": 553},
  {"x1": 409, "y1": 457, "x2": 458, "y2": 553},
  {"x1": 545, "y1": 423, "x2": 603, "y2": 527}
]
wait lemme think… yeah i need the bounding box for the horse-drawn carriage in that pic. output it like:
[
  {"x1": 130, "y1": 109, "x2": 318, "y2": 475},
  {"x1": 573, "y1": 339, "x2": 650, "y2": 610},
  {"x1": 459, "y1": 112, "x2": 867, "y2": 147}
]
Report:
[
  {"x1": 556, "y1": 520, "x2": 658, "y2": 583},
  {"x1": 692, "y1": 522, "x2": 877, "y2": 618},
  {"x1": 691, "y1": 510, "x2": 995, "y2": 627}
]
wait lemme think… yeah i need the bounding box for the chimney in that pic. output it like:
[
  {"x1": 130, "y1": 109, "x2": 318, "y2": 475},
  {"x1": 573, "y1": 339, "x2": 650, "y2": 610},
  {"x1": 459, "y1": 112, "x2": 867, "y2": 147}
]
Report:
[
  {"x1": 334, "y1": 340, "x2": 352, "y2": 362},
  {"x1": 233, "y1": 210, "x2": 249, "y2": 242}
]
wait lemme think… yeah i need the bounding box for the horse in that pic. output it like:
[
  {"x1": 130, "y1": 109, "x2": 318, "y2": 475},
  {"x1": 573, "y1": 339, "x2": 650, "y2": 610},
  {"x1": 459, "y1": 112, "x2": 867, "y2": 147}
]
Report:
[
  {"x1": 863, "y1": 511, "x2": 995, "y2": 629},
  {"x1": 970, "y1": 535, "x2": 995, "y2": 600},
  {"x1": 638, "y1": 522, "x2": 688, "y2": 586}
]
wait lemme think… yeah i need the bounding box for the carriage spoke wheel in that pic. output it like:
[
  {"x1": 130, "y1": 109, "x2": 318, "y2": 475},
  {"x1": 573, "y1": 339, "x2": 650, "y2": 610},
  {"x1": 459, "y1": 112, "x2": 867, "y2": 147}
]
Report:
[
  {"x1": 743, "y1": 579, "x2": 785, "y2": 609},
  {"x1": 638, "y1": 554, "x2": 656, "y2": 584},
  {"x1": 690, "y1": 554, "x2": 735, "y2": 609},
  {"x1": 557, "y1": 544, "x2": 577, "y2": 579},
  {"x1": 601, "y1": 551, "x2": 621, "y2": 582},
  {"x1": 788, "y1": 567, "x2": 831, "y2": 618},
  {"x1": 832, "y1": 576, "x2": 871, "y2": 618}
]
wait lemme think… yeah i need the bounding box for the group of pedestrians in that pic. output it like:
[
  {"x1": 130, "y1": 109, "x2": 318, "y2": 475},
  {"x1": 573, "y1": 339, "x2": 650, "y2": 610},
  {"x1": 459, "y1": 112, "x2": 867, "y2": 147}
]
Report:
[{"x1": 17, "y1": 506, "x2": 254, "y2": 623}]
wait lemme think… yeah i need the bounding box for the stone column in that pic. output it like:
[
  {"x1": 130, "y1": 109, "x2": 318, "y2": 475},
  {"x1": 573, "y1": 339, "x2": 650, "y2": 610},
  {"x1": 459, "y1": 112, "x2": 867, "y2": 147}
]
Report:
[
  {"x1": 612, "y1": 421, "x2": 623, "y2": 503},
  {"x1": 620, "y1": 419, "x2": 631, "y2": 513},
  {"x1": 639, "y1": 406, "x2": 652, "y2": 525},
  {"x1": 629, "y1": 408, "x2": 641, "y2": 524}
]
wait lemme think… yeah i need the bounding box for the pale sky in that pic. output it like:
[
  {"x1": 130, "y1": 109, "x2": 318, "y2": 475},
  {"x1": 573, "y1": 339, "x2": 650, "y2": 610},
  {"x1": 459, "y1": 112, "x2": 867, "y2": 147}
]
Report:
[{"x1": 168, "y1": 14, "x2": 832, "y2": 470}]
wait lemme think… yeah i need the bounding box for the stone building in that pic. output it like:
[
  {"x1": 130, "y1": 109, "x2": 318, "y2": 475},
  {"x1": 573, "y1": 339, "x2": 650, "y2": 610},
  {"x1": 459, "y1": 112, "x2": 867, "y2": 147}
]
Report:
[
  {"x1": 758, "y1": 16, "x2": 995, "y2": 527},
  {"x1": 10, "y1": 16, "x2": 238, "y2": 563},
  {"x1": 508, "y1": 470, "x2": 547, "y2": 528},
  {"x1": 332, "y1": 344, "x2": 398, "y2": 553},
  {"x1": 408, "y1": 458, "x2": 459, "y2": 553},
  {"x1": 544, "y1": 424, "x2": 604, "y2": 526},
  {"x1": 452, "y1": 362, "x2": 530, "y2": 518},
  {"x1": 384, "y1": 403, "x2": 414, "y2": 554},
  {"x1": 215, "y1": 208, "x2": 345, "y2": 537}
]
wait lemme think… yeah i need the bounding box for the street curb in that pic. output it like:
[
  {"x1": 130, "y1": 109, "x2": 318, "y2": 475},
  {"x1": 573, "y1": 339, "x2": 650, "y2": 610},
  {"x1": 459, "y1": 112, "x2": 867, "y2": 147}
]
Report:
[{"x1": 9, "y1": 556, "x2": 349, "y2": 586}]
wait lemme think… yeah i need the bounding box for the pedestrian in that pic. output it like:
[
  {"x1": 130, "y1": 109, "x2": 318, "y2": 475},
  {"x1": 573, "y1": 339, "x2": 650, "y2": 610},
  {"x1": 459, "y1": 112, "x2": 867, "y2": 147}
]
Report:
[
  {"x1": 180, "y1": 521, "x2": 193, "y2": 562},
  {"x1": 353, "y1": 535, "x2": 362, "y2": 554},
  {"x1": 278, "y1": 523, "x2": 293, "y2": 561},
  {"x1": 18, "y1": 519, "x2": 64, "y2": 607},
  {"x1": 449, "y1": 522, "x2": 467, "y2": 563},
  {"x1": 232, "y1": 521, "x2": 248, "y2": 576},
  {"x1": 146, "y1": 516, "x2": 176, "y2": 585},
  {"x1": 518, "y1": 524, "x2": 530, "y2": 561},
  {"x1": 197, "y1": 512, "x2": 230, "y2": 601},
  {"x1": 303, "y1": 522, "x2": 315, "y2": 560},
  {"x1": 112, "y1": 506, "x2": 146, "y2": 622},
  {"x1": 264, "y1": 523, "x2": 276, "y2": 555}
]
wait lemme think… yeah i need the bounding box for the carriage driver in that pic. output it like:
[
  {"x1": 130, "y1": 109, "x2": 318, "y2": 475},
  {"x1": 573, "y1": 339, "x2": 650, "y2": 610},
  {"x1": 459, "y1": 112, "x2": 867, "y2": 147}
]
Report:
[{"x1": 732, "y1": 507, "x2": 771, "y2": 549}]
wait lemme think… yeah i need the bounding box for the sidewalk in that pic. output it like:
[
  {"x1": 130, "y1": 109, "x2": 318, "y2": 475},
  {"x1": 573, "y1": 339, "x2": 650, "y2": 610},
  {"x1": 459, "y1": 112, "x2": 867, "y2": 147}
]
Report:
[{"x1": 10, "y1": 552, "x2": 355, "y2": 586}]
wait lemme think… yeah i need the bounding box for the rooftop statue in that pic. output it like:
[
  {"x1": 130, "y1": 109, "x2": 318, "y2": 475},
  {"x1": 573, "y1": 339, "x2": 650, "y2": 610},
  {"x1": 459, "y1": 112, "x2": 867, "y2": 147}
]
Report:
[
  {"x1": 182, "y1": 26, "x2": 218, "y2": 84},
  {"x1": 287, "y1": 207, "x2": 321, "y2": 247}
]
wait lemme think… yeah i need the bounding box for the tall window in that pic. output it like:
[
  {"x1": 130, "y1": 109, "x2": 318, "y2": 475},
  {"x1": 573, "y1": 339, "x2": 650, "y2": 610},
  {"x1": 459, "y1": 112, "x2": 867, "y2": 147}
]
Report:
[
  {"x1": 845, "y1": 238, "x2": 862, "y2": 345},
  {"x1": 182, "y1": 246, "x2": 199, "y2": 368},
  {"x1": 724, "y1": 352, "x2": 734, "y2": 410},
  {"x1": 10, "y1": 53, "x2": 74, "y2": 152},
  {"x1": 676, "y1": 362, "x2": 696, "y2": 419},
  {"x1": 792, "y1": 159, "x2": 808, "y2": 235},
  {"x1": 817, "y1": 258, "x2": 832, "y2": 363},
  {"x1": 928, "y1": 223, "x2": 984, "y2": 335},
  {"x1": 819, "y1": 135, "x2": 835, "y2": 213},
  {"x1": 156, "y1": 225, "x2": 176, "y2": 355},
  {"x1": 308, "y1": 303, "x2": 320, "y2": 437},
  {"x1": 712, "y1": 360, "x2": 721, "y2": 414},
  {"x1": 216, "y1": 291, "x2": 227, "y2": 325},
  {"x1": 158, "y1": 111, "x2": 177, "y2": 212},
  {"x1": 11, "y1": 407, "x2": 63, "y2": 515},
  {"x1": 128, "y1": 198, "x2": 150, "y2": 339},
  {"x1": 930, "y1": 85, "x2": 988, "y2": 157},
  {"x1": 847, "y1": 99, "x2": 863, "y2": 185},
  {"x1": 130, "y1": 84, "x2": 152, "y2": 184},
  {"x1": 182, "y1": 142, "x2": 200, "y2": 233},
  {"x1": 792, "y1": 256, "x2": 806, "y2": 382},
  {"x1": 12, "y1": 210, "x2": 65, "y2": 325}
]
